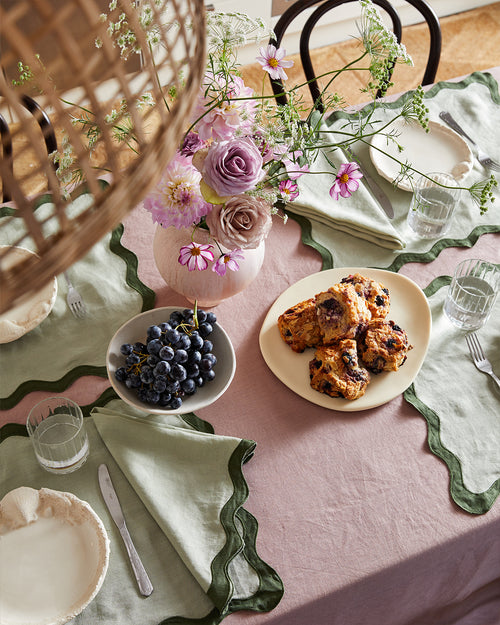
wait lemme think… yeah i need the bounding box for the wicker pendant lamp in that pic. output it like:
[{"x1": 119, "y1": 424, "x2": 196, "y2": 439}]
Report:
[{"x1": 0, "y1": 0, "x2": 206, "y2": 313}]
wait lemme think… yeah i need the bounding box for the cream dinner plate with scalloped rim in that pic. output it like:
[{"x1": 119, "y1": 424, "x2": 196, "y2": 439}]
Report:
[
  {"x1": 369, "y1": 119, "x2": 474, "y2": 191},
  {"x1": 0, "y1": 487, "x2": 109, "y2": 625},
  {"x1": 259, "y1": 268, "x2": 431, "y2": 412}
]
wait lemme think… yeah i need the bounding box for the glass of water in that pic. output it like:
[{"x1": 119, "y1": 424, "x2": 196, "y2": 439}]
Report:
[
  {"x1": 27, "y1": 397, "x2": 89, "y2": 474},
  {"x1": 407, "y1": 172, "x2": 461, "y2": 238},
  {"x1": 444, "y1": 259, "x2": 499, "y2": 331}
]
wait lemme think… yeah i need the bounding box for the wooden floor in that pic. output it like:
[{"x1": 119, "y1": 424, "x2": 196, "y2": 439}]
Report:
[{"x1": 240, "y1": 2, "x2": 500, "y2": 108}]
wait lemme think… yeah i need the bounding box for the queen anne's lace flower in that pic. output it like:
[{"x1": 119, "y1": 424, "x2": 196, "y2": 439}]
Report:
[{"x1": 144, "y1": 153, "x2": 211, "y2": 228}]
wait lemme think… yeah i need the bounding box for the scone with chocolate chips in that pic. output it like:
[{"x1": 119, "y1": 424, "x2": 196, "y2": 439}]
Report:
[
  {"x1": 358, "y1": 319, "x2": 412, "y2": 373},
  {"x1": 340, "y1": 273, "x2": 390, "y2": 319},
  {"x1": 309, "y1": 339, "x2": 370, "y2": 400},
  {"x1": 315, "y1": 283, "x2": 371, "y2": 344},
  {"x1": 278, "y1": 297, "x2": 322, "y2": 353}
]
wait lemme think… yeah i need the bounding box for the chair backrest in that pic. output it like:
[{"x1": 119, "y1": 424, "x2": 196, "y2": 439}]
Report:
[
  {"x1": 269, "y1": 0, "x2": 442, "y2": 109},
  {"x1": 0, "y1": 95, "x2": 58, "y2": 202}
]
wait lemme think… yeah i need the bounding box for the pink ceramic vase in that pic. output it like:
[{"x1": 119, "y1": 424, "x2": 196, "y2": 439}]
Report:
[{"x1": 152, "y1": 225, "x2": 265, "y2": 307}]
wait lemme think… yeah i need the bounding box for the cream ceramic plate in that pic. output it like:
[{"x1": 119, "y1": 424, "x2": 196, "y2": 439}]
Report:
[
  {"x1": 107, "y1": 306, "x2": 236, "y2": 415},
  {"x1": 369, "y1": 119, "x2": 474, "y2": 191},
  {"x1": 0, "y1": 486, "x2": 109, "y2": 625},
  {"x1": 0, "y1": 246, "x2": 58, "y2": 343},
  {"x1": 259, "y1": 268, "x2": 431, "y2": 412}
]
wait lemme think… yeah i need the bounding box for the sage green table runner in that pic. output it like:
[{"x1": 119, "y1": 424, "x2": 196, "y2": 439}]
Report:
[
  {"x1": 404, "y1": 275, "x2": 500, "y2": 515},
  {"x1": 0, "y1": 193, "x2": 155, "y2": 409},
  {"x1": 0, "y1": 399, "x2": 283, "y2": 624},
  {"x1": 290, "y1": 72, "x2": 500, "y2": 270}
]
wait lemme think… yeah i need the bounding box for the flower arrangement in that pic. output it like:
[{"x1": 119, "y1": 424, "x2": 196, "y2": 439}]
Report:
[
  {"x1": 16, "y1": 0, "x2": 496, "y2": 276},
  {"x1": 134, "y1": 3, "x2": 495, "y2": 275}
]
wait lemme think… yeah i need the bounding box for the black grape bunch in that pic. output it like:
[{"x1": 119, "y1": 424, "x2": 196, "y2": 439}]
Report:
[{"x1": 115, "y1": 308, "x2": 217, "y2": 410}]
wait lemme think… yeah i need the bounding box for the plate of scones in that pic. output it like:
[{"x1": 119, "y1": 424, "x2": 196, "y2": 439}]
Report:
[{"x1": 259, "y1": 268, "x2": 431, "y2": 411}]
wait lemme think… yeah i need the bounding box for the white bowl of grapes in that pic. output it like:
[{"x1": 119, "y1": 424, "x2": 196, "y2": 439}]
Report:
[{"x1": 106, "y1": 306, "x2": 236, "y2": 414}]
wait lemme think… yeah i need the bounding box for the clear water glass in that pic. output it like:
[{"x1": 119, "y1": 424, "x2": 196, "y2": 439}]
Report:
[
  {"x1": 444, "y1": 259, "x2": 499, "y2": 331},
  {"x1": 407, "y1": 172, "x2": 460, "y2": 238},
  {"x1": 27, "y1": 397, "x2": 89, "y2": 474}
]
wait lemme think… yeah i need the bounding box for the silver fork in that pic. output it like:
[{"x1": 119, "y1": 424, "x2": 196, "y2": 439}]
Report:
[
  {"x1": 465, "y1": 332, "x2": 500, "y2": 390},
  {"x1": 439, "y1": 111, "x2": 500, "y2": 172},
  {"x1": 63, "y1": 271, "x2": 87, "y2": 318}
]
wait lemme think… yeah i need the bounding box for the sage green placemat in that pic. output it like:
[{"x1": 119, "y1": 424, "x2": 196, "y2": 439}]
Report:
[
  {"x1": 292, "y1": 71, "x2": 500, "y2": 270},
  {"x1": 0, "y1": 394, "x2": 283, "y2": 625},
  {"x1": 404, "y1": 274, "x2": 500, "y2": 514},
  {"x1": 0, "y1": 192, "x2": 155, "y2": 409}
]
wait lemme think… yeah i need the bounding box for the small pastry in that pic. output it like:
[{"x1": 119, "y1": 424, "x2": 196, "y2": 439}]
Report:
[
  {"x1": 309, "y1": 339, "x2": 370, "y2": 400},
  {"x1": 278, "y1": 298, "x2": 322, "y2": 353},
  {"x1": 340, "y1": 273, "x2": 390, "y2": 319},
  {"x1": 315, "y1": 283, "x2": 370, "y2": 344},
  {"x1": 357, "y1": 319, "x2": 413, "y2": 373}
]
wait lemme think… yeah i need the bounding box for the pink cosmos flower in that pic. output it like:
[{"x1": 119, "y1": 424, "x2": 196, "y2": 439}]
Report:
[
  {"x1": 178, "y1": 241, "x2": 215, "y2": 271},
  {"x1": 192, "y1": 74, "x2": 257, "y2": 142},
  {"x1": 144, "y1": 152, "x2": 211, "y2": 228},
  {"x1": 278, "y1": 179, "x2": 299, "y2": 202},
  {"x1": 329, "y1": 162, "x2": 363, "y2": 200},
  {"x1": 257, "y1": 45, "x2": 294, "y2": 81},
  {"x1": 213, "y1": 249, "x2": 245, "y2": 276}
]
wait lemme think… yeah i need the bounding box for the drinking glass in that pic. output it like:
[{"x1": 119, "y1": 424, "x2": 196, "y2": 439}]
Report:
[
  {"x1": 27, "y1": 397, "x2": 89, "y2": 474},
  {"x1": 407, "y1": 172, "x2": 460, "y2": 238},
  {"x1": 443, "y1": 259, "x2": 499, "y2": 331}
]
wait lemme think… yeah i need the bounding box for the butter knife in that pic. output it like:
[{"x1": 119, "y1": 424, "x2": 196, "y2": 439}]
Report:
[
  {"x1": 343, "y1": 146, "x2": 394, "y2": 219},
  {"x1": 98, "y1": 463, "x2": 154, "y2": 597}
]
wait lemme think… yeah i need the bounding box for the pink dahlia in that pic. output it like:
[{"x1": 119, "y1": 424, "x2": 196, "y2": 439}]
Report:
[{"x1": 144, "y1": 153, "x2": 211, "y2": 229}]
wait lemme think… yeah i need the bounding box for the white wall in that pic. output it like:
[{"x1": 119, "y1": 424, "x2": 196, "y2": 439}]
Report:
[{"x1": 209, "y1": 0, "x2": 497, "y2": 64}]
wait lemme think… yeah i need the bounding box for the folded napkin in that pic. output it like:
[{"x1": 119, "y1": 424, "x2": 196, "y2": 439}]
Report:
[
  {"x1": 404, "y1": 277, "x2": 500, "y2": 514},
  {"x1": 290, "y1": 131, "x2": 406, "y2": 250},
  {"x1": 291, "y1": 72, "x2": 500, "y2": 270},
  {"x1": 0, "y1": 400, "x2": 283, "y2": 624},
  {"x1": 0, "y1": 194, "x2": 154, "y2": 408}
]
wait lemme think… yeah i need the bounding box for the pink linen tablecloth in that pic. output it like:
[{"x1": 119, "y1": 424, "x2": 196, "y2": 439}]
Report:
[{"x1": 2, "y1": 72, "x2": 500, "y2": 625}]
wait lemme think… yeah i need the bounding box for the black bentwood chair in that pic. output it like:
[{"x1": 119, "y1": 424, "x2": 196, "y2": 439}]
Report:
[
  {"x1": 269, "y1": 0, "x2": 442, "y2": 110},
  {"x1": 0, "y1": 94, "x2": 58, "y2": 202}
]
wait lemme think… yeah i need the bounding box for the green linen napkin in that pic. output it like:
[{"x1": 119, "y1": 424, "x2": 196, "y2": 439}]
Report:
[
  {"x1": 0, "y1": 399, "x2": 283, "y2": 624},
  {"x1": 404, "y1": 276, "x2": 500, "y2": 514},
  {"x1": 290, "y1": 72, "x2": 500, "y2": 270},
  {"x1": 291, "y1": 138, "x2": 406, "y2": 250},
  {"x1": 0, "y1": 193, "x2": 154, "y2": 408}
]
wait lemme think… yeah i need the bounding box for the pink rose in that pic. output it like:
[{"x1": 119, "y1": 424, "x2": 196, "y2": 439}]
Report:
[
  {"x1": 205, "y1": 195, "x2": 272, "y2": 250},
  {"x1": 202, "y1": 138, "x2": 265, "y2": 197}
]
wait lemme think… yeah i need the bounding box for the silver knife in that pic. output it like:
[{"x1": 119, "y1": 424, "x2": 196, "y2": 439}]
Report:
[
  {"x1": 343, "y1": 146, "x2": 394, "y2": 219},
  {"x1": 98, "y1": 463, "x2": 154, "y2": 597}
]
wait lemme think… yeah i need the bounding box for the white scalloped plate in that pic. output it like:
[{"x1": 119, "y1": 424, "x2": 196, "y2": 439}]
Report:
[
  {"x1": 259, "y1": 268, "x2": 431, "y2": 412},
  {"x1": 0, "y1": 487, "x2": 109, "y2": 625},
  {"x1": 369, "y1": 119, "x2": 474, "y2": 191},
  {"x1": 0, "y1": 246, "x2": 58, "y2": 343}
]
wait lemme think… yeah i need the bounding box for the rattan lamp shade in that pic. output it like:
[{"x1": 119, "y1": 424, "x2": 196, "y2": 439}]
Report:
[{"x1": 0, "y1": 0, "x2": 206, "y2": 313}]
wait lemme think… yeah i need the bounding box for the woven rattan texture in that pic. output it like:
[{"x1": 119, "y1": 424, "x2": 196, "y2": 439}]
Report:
[{"x1": 0, "y1": 0, "x2": 206, "y2": 313}]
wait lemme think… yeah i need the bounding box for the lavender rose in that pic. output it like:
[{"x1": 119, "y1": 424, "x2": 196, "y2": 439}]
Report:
[
  {"x1": 205, "y1": 195, "x2": 272, "y2": 250},
  {"x1": 202, "y1": 138, "x2": 265, "y2": 197}
]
